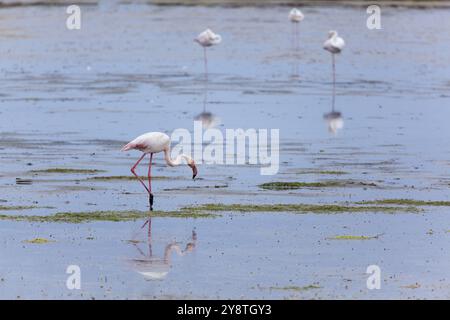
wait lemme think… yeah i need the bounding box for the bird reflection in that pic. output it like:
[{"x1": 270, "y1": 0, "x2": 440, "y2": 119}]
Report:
[
  {"x1": 323, "y1": 79, "x2": 344, "y2": 135},
  {"x1": 323, "y1": 110, "x2": 344, "y2": 135},
  {"x1": 195, "y1": 110, "x2": 220, "y2": 129},
  {"x1": 128, "y1": 218, "x2": 197, "y2": 281},
  {"x1": 323, "y1": 82, "x2": 344, "y2": 135},
  {"x1": 194, "y1": 70, "x2": 220, "y2": 128}
]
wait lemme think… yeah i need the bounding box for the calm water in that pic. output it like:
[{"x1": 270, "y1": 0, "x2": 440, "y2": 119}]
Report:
[{"x1": 1, "y1": 3, "x2": 450, "y2": 299}]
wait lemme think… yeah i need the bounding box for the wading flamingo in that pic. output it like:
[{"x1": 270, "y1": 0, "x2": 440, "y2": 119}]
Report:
[
  {"x1": 323, "y1": 30, "x2": 345, "y2": 110},
  {"x1": 288, "y1": 8, "x2": 304, "y2": 53},
  {"x1": 194, "y1": 29, "x2": 221, "y2": 81},
  {"x1": 121, "y1": 132, "x2": 197, "y2": 210}
]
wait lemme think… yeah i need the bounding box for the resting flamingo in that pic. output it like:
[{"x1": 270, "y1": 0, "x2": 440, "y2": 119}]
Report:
[
  {"x1": 194, "y1": 28, "x2": 221, "y2": 80},
  {"x1": 288, "y1": 8, "x2": 304, "y2": 52},
  {"x1": 323, "y1": 30, "x2": 345, "y2": 109},
  {"x1": 121, "y1": 132, "x2": 197, "y2": 210}
]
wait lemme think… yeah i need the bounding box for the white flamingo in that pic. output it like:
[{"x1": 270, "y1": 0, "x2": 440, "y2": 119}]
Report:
[
  {"x1": 289, "y1": 8, "x2": 304, "y2": 22},
  {"x1": 323, "y1": 30, "x2": 345, "y2": 109},
  {"x1": 194, "y1": 29, "x2": 222, "y2": 80},
  {"x1": 121, "y1": 132, "x2": 197, "y2": 210},
  {"x1": 288, "y1": 8, "x2": 304, "y2": 52}
]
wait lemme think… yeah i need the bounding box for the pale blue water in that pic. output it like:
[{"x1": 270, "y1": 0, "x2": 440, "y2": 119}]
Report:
[{"x1": 0, "y1": 3, "x2": 450, "y2": 299}]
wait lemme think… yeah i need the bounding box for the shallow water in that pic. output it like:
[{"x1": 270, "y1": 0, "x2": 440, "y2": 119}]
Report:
[{"x1": 1, "y1": 3, "x2": 450, "y2": 299}]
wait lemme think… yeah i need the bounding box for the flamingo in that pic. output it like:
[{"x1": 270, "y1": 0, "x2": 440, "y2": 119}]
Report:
[
  {"x1": 288, "y1": 8, "x2": 304, "y2": 53},
  {"x1": 194, "y1": 29, "x2": 221, "y2": 128},
  {"x1": 121, "y1": 132, "x2": 197, "y2": 211},
  {"x1": 194, "y1": 28, "x2": 222, "y2": 81},
  {"x1": 323, "y1": 30, "x2": 345, "y2": 110}
]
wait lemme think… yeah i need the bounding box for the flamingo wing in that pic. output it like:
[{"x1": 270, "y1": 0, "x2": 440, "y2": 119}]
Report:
[{"x1": 121, "y1": 132, "x2": 170, "y2": 153}]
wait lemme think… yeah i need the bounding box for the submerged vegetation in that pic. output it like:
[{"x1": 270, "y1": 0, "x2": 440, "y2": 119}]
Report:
[
  {"x1": 186, "y1": 203, "x2": 420, "y2": 214},
  {"x1": 327, "y1": 234, "x2": 383, "y2": 240},
  {"x1": 23, "y1": 238, "x2": 54, "y2": 244},
  {"x1": 259, "y1": 181, "x2": 341, "y2": 190},
  {"x1": 1, "y1": 199, "x2": 437, "y2": 223},
  {"x1": 297, "y1": 170, "x2": 348, "y2": 175},
  {"x1": 30, "y1": 168, "x2": 105, "y2": 174},
  {"x1": 0, "y1": 210, "x2": 218, "y2": 223},
  {"x1": 357, "y1": 199, "x2": 450, "y2": 206},
  {"x1": 259, "y1": 180, "x2": 377, "y2": 190},
  {"x1": 87, "y1": 175, "x2": 174, "y2": 181},
  {"x1": 269, "y1": 284, "x2": 322, "y2": 291},
  {"x1": 0, "y1": 205, "x2": 38, "y2": 211}
]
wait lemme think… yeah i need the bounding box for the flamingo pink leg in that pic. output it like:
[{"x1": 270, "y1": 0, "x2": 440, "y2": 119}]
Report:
[
  {"x1": 147, "y1": 153, "x2": 154, "y2": 210},
  {"x1": 131, "y1": 153, "x2": 150, "y2": 195},
  {"x1": 148, "y1": 153, "x2": 153, "y2": 193},
  {"x1": 148, "y1": 217, "x2": 152, "y2": 243},
  {"x1": 140, "y1": 154, "x2": 154, "y2": 229},
  {"x1": 141, "y1": 216, "x2": 152, "y2": 241},
  {"x1": 204, "y1": 46, "x2": 208, "y2": 81}
]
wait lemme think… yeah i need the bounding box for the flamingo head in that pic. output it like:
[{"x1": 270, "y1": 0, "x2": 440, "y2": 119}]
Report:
[{"x1": 188, "y1": 160, "x2": 198, "y2": 179}]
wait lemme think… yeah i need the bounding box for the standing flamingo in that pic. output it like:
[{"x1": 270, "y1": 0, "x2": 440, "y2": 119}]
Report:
[
  {"x1": 194, "y1": 28, "x2": 222, "y2": 81},
  {"x1": 323, "y1": 30, "x2": 345, "y2": 110},
  {"x1": 194, "y1": 29, "x2": 221, "y2": 128},
  {"x1": 121, "y1": 132, "x2": 197, "y2": 211},
  {"x1": 288, "y1": 8, "x2": 304, "y2": 53}
]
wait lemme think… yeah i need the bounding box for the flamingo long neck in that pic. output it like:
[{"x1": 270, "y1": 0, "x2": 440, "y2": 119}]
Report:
[
  {"x1": 163, "y1": 147, "x2": 191, "y2": 167},
  {"x1": 164, "y1": 244, "x2": 183, "y2": 262}
]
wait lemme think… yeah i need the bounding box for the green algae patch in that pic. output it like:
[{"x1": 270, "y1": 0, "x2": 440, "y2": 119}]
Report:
[
  {"x1": 259, "y1": 180, "x2": 377, "y2": 190},
  {"x1": 186, "y1": 203, "x2": 420, "y2": 214},
  {"x1": 401, "y1": 283, "x2": 420, "y2": 289},
  {"x1": 30, "y1": 168, "x2": 105, "y2": 174},
  {"x1": 23, "y1": 238, "x2": 54, "y2": 244},
  {"x1": 0, "y1": 205, "x2": 37, "y2": 211},
  {"x1": 327, "y1": 234, "x2": 382, "y2": 240},
  {"x1": 357, "y1": 199, "x2": 450, "y2": 206},
  {"x1": 123, "y1": 239, "x2": 143, "y2": 244},
  {"x1": 297, "y1": 170, "x2": 348, "y2": 175},
  {"x1": 87, "y1": 175, "x2": 174, "y2": 181},
  {"x1": 259, "y1": 181, "x2": 341, "y2": 190},
  {"x1": 0, "y1": 202, "x2": 420, "y2": 224},
  {"x1": 270, "y1": 285, "x2": 322, "y2": 291},
  {"x1": 0, "y1": 210, "x2": 219, "y2": 223}
]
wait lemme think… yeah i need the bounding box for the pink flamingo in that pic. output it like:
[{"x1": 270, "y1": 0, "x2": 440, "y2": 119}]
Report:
[
  {"x1": 121, "y1": 132, "x2": 197, "y2": 210},
  {"x1": 194, "y1": 28, "x2": 222, "y2": 81}
]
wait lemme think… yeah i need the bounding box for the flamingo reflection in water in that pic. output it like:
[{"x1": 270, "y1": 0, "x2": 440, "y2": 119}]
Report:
[
  {"x1": 128, "y1": 218, "x2": 197, "y2": 280},
  {"x1": 193, "y1": 69, "x2": 221, "y2": 128},
  {"x1": 323, "y1": 110, "x2": 344, "y2": 135}
]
